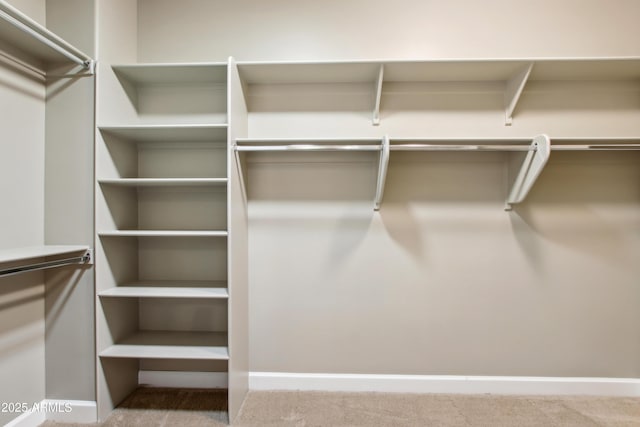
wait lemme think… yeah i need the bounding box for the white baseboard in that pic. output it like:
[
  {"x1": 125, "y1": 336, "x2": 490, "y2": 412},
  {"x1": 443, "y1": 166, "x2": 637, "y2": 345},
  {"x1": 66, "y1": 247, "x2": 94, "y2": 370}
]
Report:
[
  {"x1": 4, "y1": 400, "x2": 96, "y2": 427},
  {"x1": 139, "y1": 370, "x2": 228, "y2": 389},
  {"x1": 249, "y1": 372, "x2": 640, "y2": 397}
]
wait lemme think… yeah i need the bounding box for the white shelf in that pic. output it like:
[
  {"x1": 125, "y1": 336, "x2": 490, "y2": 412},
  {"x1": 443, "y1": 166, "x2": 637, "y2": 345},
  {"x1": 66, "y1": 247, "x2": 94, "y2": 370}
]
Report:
[
  {"x1": 113, "y1": 63, "x2": 227, "y2": 85},
  {"x1": 237, "y1": 58, "x2": 640, "y2": 84},
  {"x1": 99, "y1": 125, "x2": 227, "y2": 142},
  {"x1": 0, "y1": 1, "x2": 93, "y2": 70},
  {"x1": 0, "y1": 245, "x2": 89, "y2": 264},
  {"x1": 99, "y1": 285, "x2": 228, "y2": 299},
  {"x1": 99, "y1": 331, "x2": 228, "y2": 360},
  {"x1": 99, "y1": 230, "x2": 228, "y2": 237},
  {"x1": 98, "y1": 178, "x2": 228, "y2": 187}
]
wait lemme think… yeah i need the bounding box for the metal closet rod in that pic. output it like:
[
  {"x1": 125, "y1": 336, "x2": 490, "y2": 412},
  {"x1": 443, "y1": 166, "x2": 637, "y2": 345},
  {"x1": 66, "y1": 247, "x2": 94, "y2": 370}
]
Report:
[
  {"x1": 0, "y1": 0, "x2": 94, "y2": 70},
  {"x1": 0, "y1": 253, "x2": 91, "y2": 278},
  {"x1": 235, "y1": 144, "x2": 382, "y2": 152},
  {"x1": 236, "y1": 141, "x2": 640, "y2": 152}
]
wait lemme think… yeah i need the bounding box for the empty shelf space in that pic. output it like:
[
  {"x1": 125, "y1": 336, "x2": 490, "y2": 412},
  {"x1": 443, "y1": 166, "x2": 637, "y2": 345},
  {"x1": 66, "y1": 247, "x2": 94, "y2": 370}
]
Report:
[
  {"x1": 99, "y1": 230, "x2": 228, "y2": 237},
  {"x1": 99, "y1": 282, "x2": 228, "y2": 298},
  {"x1": 99, "y1": 331, "x2": 228, "y2": 360},
  {"x1": 113, "y1": 63, "x2": 227, "y2": 85},
  {"x1": 0, "y1": 245, "x2": 89, "y2": 264},
  {"x1": 99, "y1": 125, "x2": 227, "y2": 142},
  {"x1": 98, "y1": 178, "x2": 228, "y2": 186}
]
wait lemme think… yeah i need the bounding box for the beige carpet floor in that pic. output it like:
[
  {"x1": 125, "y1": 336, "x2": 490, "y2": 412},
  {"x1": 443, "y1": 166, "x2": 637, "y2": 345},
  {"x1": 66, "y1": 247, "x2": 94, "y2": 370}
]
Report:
[{"x1": 39, "y1": 387, "x2": 640, "y2": 427}]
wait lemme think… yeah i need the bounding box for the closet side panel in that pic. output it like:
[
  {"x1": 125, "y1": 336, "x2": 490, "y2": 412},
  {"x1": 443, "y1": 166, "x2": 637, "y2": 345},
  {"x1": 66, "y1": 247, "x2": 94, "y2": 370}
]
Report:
[
  {"x1": 94, "y1": 0, "x2": 138, "y2": 420},
  {"x1": 0, "y1": 9, "x2": 46, "y2": 426},
  {"x1": 44, "y1": 0, "x2": 96, "y2": 402}
]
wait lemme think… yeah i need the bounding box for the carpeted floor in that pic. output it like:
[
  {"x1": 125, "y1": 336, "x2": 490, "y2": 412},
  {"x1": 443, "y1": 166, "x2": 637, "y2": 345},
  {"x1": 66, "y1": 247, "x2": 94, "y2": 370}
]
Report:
[{"x1": 39, "y1": 387, "x2": 640, "y2": 427}]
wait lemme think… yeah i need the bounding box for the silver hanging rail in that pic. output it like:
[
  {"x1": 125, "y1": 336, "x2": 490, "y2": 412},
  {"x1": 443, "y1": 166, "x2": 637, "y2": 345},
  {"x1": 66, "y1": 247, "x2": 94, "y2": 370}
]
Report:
[
  {"x1": 0, "y1": 0, "x2": 94, "y2": 72},
  {"x1": 390, "y1": 144, "x2": 534, "y2": 151},
  {"x1": 235, "y1": 144, "x2": 381, "y2": 152},
  {"x1": 0, "y1": 250, "x2": 92, "y2": 278}
]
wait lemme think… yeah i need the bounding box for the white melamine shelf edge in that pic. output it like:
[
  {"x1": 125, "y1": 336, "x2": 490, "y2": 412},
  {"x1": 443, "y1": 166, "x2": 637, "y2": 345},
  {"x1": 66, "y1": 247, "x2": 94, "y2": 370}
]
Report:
[
  {"x1": 99, "y1": 331, "x2": 228, "y2": 360},
  {"x1": 98, "y1": 178, "x2": 228, "y2": 186},
  {"x1": 236, "y1": 57, "x2": 640, "y2": 66},
  {"x1": 0, "y1": 245, "x2": 89, "y2": 264},
  {"x1": 98, "y1": 230, "x2": 228, "y2": 237},
  {"x1": 99, "y1": 124, "x2": 228, "y2": 131},
  {"x1": 99, "y1": 287, "x2": 229, "y2": 299}
]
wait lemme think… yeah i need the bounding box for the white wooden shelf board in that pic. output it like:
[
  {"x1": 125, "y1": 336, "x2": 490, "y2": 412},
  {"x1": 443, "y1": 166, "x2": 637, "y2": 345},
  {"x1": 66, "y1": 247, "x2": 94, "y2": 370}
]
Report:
[
  {"x1": 0, "y1": 245, "x2": 89, "y2": 264},
  {"x1": 98, "y1": 178, "x2": 228, "y2": 187},
  {"x1": 99, "y1": 331, "x2": 228, "y2": 360},
  {"x1": 99, "y1": 286, "x2": 228, "y2": 299},
  {"x1": 99, "y1": 125, "x2": 227, "y2": 142},
  {"x1": 529, "y1": 58, "x2": 640, "y2": 81},
  {"x1": 236, "y1": 58, "x2": 640, "y2": 84},
  {"x1": 98, "y1": 230, "x2": 228, "y2": 237},
  {"x1": 112, "y1": 63, "x2": 227, "y2": 85}
]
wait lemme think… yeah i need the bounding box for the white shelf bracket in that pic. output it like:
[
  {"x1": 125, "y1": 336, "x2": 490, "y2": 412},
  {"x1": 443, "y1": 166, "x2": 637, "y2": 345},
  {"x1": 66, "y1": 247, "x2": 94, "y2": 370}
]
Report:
[
  {"x1": 504, "y1": 62, "x2": 533, "y2": 126},
  {"x1": 372, "y1": 64, "x2": 384, "y2": 126},
  {"x1": 374, "y1": 135, "x2": 390, "y2": 211},
  {"x1": 505, "y1": 134, "x2": 550, "y2": 211}
]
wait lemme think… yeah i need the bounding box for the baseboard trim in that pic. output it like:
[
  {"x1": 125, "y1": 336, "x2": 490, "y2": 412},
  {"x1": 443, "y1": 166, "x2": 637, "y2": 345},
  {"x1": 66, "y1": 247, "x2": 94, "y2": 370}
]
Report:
[
  {"x1": 139, "y1": 370, "x2": 228, "y2": 389},
  {"x1": 4, "y1": 400, "x2": 96, "y2": 426},
  {"x1": 249, "y1": 372, "x2": 640, "y2": 396}
]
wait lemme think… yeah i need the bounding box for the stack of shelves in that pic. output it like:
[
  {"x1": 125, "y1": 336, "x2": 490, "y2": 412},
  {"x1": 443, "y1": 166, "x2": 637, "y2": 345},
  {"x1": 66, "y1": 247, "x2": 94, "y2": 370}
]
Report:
[{"x1": 95, "y1": 63, "x2": 230, "y2": 385}]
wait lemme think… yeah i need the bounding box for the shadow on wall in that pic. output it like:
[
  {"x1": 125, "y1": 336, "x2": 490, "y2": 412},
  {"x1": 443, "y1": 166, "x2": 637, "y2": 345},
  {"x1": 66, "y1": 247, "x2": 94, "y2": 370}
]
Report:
[{"x1": 509, "y1": 152, "x2": 640, "y2": 269}]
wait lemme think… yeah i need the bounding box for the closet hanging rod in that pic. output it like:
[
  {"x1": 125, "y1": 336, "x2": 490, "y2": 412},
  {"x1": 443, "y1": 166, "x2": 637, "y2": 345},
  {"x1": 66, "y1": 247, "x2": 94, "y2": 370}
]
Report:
[
  {"x1": 0, "y1": 251, "x2": 92, "y2": 278},
  {"x1": 0, "y1": 0, "x2": 94, "y2": 71},
  {"x1": 235, "y1": 144, "x2": 382, "y2": 152},
  {"x1": 390, "y1": 144, "x2": 534, "y2": 152},
  {"x1": 552, "y1": 144, "x2": 640, "y2": 151}
]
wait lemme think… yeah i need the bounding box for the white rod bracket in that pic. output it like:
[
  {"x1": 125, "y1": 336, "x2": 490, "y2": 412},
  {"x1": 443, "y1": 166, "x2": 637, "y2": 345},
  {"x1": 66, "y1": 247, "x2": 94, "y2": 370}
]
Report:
[
  {"x1": 374, "y1": 135, "x2": 390, "y2": 211},
  {"x1": 505, "y1": 134, "x2": 550, "y2": 211},
  {"x1": 505, "y1": 62, "x2": 533, "y2": 126},
  {"x1": 372, "y1": 64, "x2": 384, "y2": 126}
]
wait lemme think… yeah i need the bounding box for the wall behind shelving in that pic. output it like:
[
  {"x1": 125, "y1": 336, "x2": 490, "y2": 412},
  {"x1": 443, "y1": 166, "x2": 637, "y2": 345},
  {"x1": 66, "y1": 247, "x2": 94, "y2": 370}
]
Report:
[
  {"x1": 137, "y1": 0, "x2": 640, "y2": 62},
  {"x1": 131, "y1": 0, "x2": 640, "y2": 380}
]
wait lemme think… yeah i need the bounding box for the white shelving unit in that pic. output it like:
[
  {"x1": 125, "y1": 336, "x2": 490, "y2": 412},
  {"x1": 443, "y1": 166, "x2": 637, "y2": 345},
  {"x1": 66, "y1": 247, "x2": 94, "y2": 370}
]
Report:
[
  {"x1": 95, "y1": 61, "x2": 243, "y2": 420},
  {"x1": 234, "y1": 58, "x2": 640, "y2": 210}
]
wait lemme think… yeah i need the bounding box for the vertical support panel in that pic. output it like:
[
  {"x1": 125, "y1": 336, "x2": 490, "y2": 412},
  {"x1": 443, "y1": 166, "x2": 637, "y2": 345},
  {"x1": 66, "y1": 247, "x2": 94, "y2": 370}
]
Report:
[
  {"x1": 94, "y1": 0, "x2": 138, "y2": 420},
  {"x1": 44, "y1": 0, "x2": 96, "y2": 403},
  {"x1": 227, "y1": 57, "x2": 249, "y2": 422}
]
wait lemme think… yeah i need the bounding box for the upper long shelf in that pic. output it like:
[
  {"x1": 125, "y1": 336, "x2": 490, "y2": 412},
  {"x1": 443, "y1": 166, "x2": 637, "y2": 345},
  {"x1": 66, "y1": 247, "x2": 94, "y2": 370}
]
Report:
[
  {"x1": 237, "y1": 58, "x2": 640, "y2": 84},
  {"x1": 0, "y1": 0, "x2": 93, "y2": 72},
  {"x1": 237, "y1": 58, "x2": 640, "y2": 126},
  {"x1": 0, "y1": 245, "x2": 89, "y2": 264}
]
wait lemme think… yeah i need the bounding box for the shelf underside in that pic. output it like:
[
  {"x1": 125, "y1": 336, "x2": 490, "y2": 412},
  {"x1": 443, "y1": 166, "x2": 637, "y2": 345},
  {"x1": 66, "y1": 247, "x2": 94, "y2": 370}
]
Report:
[
  {"x1": 238, "y1": 58, "x2": 640, "y2": 84},
  {"x1": 99, "y1": 331, "x2": 228, "y2": 360}
]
